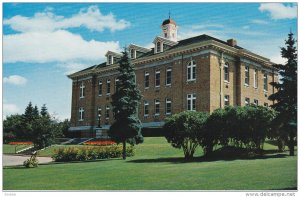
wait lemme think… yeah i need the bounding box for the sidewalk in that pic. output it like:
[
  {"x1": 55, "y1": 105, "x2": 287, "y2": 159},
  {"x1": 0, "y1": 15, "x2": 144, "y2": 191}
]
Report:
[{"x1": 3, "y1": 154, "x2": 53, "y2": 166}]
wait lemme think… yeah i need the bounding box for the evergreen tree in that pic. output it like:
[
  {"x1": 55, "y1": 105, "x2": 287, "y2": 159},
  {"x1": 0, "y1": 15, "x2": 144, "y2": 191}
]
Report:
[
  {"x1": 269, "y1": 32, "x2": 297, "y2": 156},
  {"x1": 23, "y1": 101, "x2": 35, "y2": 123},
  {"x1": 109, "y1": 48, "x2": 143, "y2": 160},
  {"x1": 33, "y1": 105, "x2": 40, "y2": 119},
  {"x1": 40, "y1": 104, "x2": 49, "y2": 117}
]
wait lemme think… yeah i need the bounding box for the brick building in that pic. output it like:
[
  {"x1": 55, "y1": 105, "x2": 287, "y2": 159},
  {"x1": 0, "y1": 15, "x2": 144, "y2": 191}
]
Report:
[{"x1": 68, "y1": 18, "x2": 278, "y2": 138}]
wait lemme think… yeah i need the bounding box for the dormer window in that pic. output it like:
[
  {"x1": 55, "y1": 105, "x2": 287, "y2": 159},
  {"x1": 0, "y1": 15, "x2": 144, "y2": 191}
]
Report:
[
  {"x1": 130, "y1": 49, "x2": 136, "y2": 59},
  {"x1": 108, "y1": 55, "x2": 113, "y2": 65},
  {"x1": 156, "y1": 41, "x2": 161, "y2": 53}
]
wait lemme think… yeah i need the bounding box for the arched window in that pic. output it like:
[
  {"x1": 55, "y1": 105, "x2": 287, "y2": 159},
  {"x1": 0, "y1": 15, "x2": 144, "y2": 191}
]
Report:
[
  {"x1": 224, "y1": 62, "x2": 229, "y2": 82},
  {"x1": 187, "y1": 60, "x2": 196, "y2": 81},
  {"x1": 156, "y1": 41, "x2": 161, "y2": 53}
]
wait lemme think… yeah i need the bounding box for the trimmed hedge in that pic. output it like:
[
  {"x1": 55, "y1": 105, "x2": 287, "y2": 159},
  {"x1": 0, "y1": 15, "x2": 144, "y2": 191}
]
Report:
[{"x1": 52, "y1": 145, "x2": 135, "y2": 162}]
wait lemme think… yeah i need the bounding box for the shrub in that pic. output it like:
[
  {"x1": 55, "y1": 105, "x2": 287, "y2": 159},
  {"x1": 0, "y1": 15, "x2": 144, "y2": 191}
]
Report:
[
  {"x1": 23, "y1": 153, "x2": 39, "y2": 168},
  {"x1": 52, "y1": 145, "x2": 135, "y2": 162},
  {"x1": 164, "y1": 111, "x2": 208, "y2": 160}
]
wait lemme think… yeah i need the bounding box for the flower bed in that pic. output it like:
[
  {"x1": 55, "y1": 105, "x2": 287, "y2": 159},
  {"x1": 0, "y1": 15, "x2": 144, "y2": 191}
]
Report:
[
  {"x1": 52, "y1": 145, "x2": 134, "y2": 162},
  {"x1": 83, "y1": 141, "x2": 116, "y2": 146},
  {"x1": 8, "y1": 142, "x2": 33, "y2": 145}
]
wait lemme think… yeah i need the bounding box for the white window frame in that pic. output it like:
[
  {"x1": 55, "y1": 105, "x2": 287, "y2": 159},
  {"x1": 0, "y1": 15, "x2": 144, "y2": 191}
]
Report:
[
  {"x1": 144, "y1": 101, "x2": 149, "y2": 117},
  {"x1": 130, "y1": 49, "x2": 136, "y2": 59},
  {"x1": 79, "y1": 82, "x2": 85, "y2": 98},
  {"x1": 224, "y1": 62, "x2": 229, "y2": 82},
  {"x1": 254, "y1": 99, "x2": 258, "y2": 106},
  {"x1": 245, "y1": 97, "x2": 250, "y2": 106},
  {"x1": 105, "y1": 105, "x2": 110, "y2": 120},
  {"x1": 106, "y1": 79, "x2": 111, "y2": 95},
  {"x1": 187, "y1": 60, "x2": 196, "y2": 81},
  {"x1": 115, "y1": 78, "x2": 119, "y2": 92},
  {"x1": 155, "y1": 70, "x2": 160, "y2": 87},
  {"x1": 165, "y1": 98, "x2": 172, "y2": 115},
  {"x1": 98, "y1": 80, "x2": 102, "y2": 96},
  {"x1": 166, "y1": 67, "x2": 172, "y2": 86},
  {"x1": 156, "y1": 41, "x2": 161, "y2": 53},
  {"x1": 97, "y1": 107, "x2": 102, "y2": 119},
  {"x1": 263, "y1": 73, "x2": 268, "y2": 91},
  {"x1": 144, "y1": 71, "x2": 149, "y2": 89},
  {"x1": 154, "y1": 99, "x2": 160, "y2": 115},
  {"x1": 245, "y1": 66, "x2": 249, "y2": 86},
  {"x1": 187, "y1": 93, "x2": 196, "y2": 111},
  {"x1": 253, "y1": 69, "x2": 258, "y2": 88},
  {"x1": 224, "y1": 95, "x2": 230, "y2": 106},
  {"x1": 108, "y1": 55, "x2": 113, "y2": 65},
  {"x1": 79, "y1": 107, "x2": 84, "y2": 121}
]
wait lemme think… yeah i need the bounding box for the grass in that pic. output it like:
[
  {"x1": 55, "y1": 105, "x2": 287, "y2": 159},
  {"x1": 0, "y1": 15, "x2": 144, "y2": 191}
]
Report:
[
  {"x1": 3, "y1": 137, "x2": 297, "y2": 190},
  {"x1": 3, "y1": 144, "x2": 32, "y2": 154}
]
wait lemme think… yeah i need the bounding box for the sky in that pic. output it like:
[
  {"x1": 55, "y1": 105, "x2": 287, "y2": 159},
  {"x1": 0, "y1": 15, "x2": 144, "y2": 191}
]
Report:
[{"x1": 2, "y1": 2, "x2": 298, "y2": 120}]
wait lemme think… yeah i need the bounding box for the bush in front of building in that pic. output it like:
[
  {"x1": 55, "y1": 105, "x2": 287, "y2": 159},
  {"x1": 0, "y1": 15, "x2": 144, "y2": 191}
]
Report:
[
  {"x1": 52, "y1": 145, "x2": 135, "y2": 162},
  {"x1": 163, "y1": 111, "x2": 209, "y2": 160}
]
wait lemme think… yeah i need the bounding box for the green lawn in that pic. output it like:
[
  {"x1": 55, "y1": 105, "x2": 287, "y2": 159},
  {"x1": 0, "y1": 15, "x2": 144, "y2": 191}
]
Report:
[
  {"x1": 3, "y1": 144, "x2": 32, "y2": 154},
  {"x1": 3, "y1": 137, "x2": 297, "y2": 190}
]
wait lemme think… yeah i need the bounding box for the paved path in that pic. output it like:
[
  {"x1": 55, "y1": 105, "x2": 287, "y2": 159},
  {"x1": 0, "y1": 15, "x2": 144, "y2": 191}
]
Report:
[{"x1": 3, "y1": 154, "x2": 53, "y2": 166}]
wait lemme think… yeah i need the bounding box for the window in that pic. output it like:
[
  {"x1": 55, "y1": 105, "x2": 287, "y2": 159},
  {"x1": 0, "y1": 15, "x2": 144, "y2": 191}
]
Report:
[
  {"x1": 156, "y1": 41, "x2": 161, "y2": 53},
  {"x1": 224, "y1": 95, "x2": 230, "y2": 106},
  {"x1": 144, "y1": 101, "x2": 149, "y2": 116},
  {"x1": 254, "y1": 99, "x2": 258, "y2": 106},
  {"x1": 98, "y1": 80, "x2": 102, "y2": 96},
  {"x1": 187, "y1": 60, "x2": 196, "y2": 81},
  {"x1": 144, "y1": 72, "x2": 149, "y2": 88},
  {"x1": 166, "y1": 68, "x2": 172, "y2": 85},
  {"x1": 130, "y1": 49, "x2": 135, "y2": 59},
  {"x1": 79, "y1": 107, "x2": 84, "y2": 121},
  {"x1": 245, "y1": 97, "x2": 250, "y2": 106},
  {"x1": 115, "y1": 78, "x2": 120, "y2": 92},
  {"x1": 105, "y1": 106, "x2": 110, "y2": 119},
  {"x1": 253, "y1": 69, "x2": 258, "y2": 88},
  {"x1": 79, "y1": 82, "x2": 85, "y2": 98},
  {"x1": 224, "y1": 62, "x2": 229, "y2": 82},
  {"x1": 108, "y1": 55, "x2": 113, "y2": 65},
  {"x1": 187, "y1": 94, "x2": 196, "y2": 111},
  {"x1": 97, "y1": 107, "x2": 102, "y2": 119},
  {"x1": 264, "y1": 103, "x2": 268, "y2": 107},
  {"x1": 155, "y1": 99, "x2": 160, "y2": 115},
  {"x1": 106, "y1": 79, "x2": 111, "y2": 94},
  {"x1": 165, "y1": 98, "x2": 172, "y2": 115},
  {"x1": 164, "y1": 33, "x2": 167, "y2": 38},
  {"x1": 264, "y1": 73, "x2": 268, "y2": 91},
  {"x1": 245, "y1": 66, "x2": 249, "y2": 85},
  {"x1": 155, "y1": 70, "x2": 160, "y2": 87}
]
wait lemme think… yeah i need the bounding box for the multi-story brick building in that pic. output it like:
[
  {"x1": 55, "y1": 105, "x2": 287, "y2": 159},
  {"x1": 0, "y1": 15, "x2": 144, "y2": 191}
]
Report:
[{"x1": 68, "y1": 18, "x2": 278, "y2": 138}]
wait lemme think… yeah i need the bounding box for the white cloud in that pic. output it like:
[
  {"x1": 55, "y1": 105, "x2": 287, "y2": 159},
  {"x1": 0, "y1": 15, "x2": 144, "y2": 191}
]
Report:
[
  {"x1": 3, "y1": 5, "x2": 131, "y2": 33},
  {"x1": 57, "y1": 62, "x2": 92, "y2": 75},
  {"x1": 3, "y1": 30, "x2": 120, "y2": 63},
  {"x1": 242, "y1": 25, "x2": 250, "y2": 30},
  {"x1": 3, "y1": 75, "x2": 27, "y2": 85},
  {"x1": 3, "y1": 103, "x2": 21, "y2": 117},
  {"x1": 259, "y1": 3, "x2": 297, "y2": 20},
  {"x1": 251, "y1": 19, "x2": 269, "y2": 25}
]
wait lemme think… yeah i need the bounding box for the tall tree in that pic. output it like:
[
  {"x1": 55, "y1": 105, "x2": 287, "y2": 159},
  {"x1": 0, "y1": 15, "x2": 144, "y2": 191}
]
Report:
[
  {"x1": 269, "y1": 32, "x2": 297, "y2": 156},
  {"x1": 40, "y1": 104, "x2": 49, "y2": 117},
  {"x1": 109, "y1": 48, "x2": 143, "y2": 160}
]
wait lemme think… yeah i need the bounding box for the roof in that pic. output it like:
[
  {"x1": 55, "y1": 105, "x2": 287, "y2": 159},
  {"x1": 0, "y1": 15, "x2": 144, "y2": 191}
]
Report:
[
  {"x1": 162, "y1": 18, "x2": 176, "y2": 26},
  {"x1": 69, "y1": 34, "x2": 261, "y2": 78}
]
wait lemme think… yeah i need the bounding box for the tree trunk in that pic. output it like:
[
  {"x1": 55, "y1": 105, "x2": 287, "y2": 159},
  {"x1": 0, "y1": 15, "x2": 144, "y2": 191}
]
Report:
[
  {"x1": 289, "y1": 138, "x2": 295, "y2": 156},
  {"x1": 122, "y1": 140, "x2": 126, "y2": 160}
]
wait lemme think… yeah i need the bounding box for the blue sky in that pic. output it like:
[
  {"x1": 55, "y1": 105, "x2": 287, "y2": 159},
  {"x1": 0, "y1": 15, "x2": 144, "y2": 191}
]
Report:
[{"x1": 3, "y1": 3, "x2": 297, "y2": 120}]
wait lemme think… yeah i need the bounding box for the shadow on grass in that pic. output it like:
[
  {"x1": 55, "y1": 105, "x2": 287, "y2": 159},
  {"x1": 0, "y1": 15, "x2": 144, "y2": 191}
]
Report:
[{"x1": 128, "y1": 147, "x2": 289, "y2": 164}]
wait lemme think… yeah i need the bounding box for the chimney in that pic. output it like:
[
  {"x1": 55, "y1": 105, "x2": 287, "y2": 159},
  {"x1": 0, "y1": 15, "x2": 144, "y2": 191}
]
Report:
[{"x1": 227, "y1": 39, "x2": 237, "y2": 47}]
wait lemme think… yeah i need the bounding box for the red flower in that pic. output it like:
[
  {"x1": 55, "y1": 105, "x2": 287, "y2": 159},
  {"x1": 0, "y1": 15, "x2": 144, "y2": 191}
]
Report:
[
  {"x1": 8, "y1": 141, "x2": 33, "y2": 145},
  {"x1": 83, "y1": 141, "x2": 116, "y2": 146}
]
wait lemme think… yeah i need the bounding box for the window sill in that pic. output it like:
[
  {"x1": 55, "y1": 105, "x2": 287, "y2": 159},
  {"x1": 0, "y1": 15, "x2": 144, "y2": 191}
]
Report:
[
  {"x1": 79, "y1": 97, "x2": 85, "y2": 99},
  {"x1": 244, "y1": 84, "x2": 249, "y2": 87},
  {"x1": 165, "y1": 84, "x2": 171, "y2": 87},
  {"x1": 98, "y1": 94, "x2": 102, "y2": 97},
  {"x1": 78, "y1": 119, "x2": 84, "y2": 122},
  {"x1": 187, "y1": 79, "x2": 196, "y2": 83},
  {"x1": 224, "y1": 80, "x2": 230, "y2": 84}
]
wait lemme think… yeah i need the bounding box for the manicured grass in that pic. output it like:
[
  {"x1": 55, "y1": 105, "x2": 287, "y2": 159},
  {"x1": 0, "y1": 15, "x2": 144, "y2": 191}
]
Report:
[
  {"x1": 3, "y1": 137, "x2": 297, "y2": 190},
  {"x1": 3, "y1": 144, "x2": 32, "y2": 154}
]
